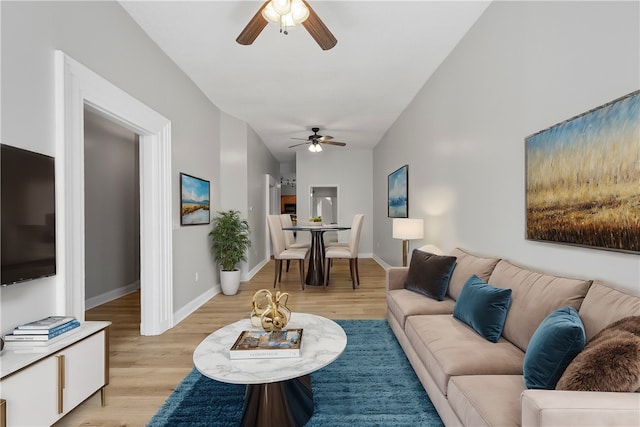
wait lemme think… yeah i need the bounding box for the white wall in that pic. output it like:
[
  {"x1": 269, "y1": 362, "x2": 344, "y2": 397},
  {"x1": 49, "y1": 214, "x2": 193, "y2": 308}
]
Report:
[
  {"x1": 219, "y1": 112, "x2": 279, "y2": 277},
  {"x1": 220, "y1": 112, "x2": 248, "y2": 215},
  {"x1": 1, "y1": 1, "x2": 221, "y2": 333},
  {"x1": 84, "y1": 109, "x2": 140, "y2": 302},
  {"x1": 373, "y1": 1, "x2": 640, "y2": 294},
  {"x1": 247, "y1": 126, "x2": 280, "y2": 271},
  {"x1": 296, "y1": 150, "x2": 373, "y2": 256}
]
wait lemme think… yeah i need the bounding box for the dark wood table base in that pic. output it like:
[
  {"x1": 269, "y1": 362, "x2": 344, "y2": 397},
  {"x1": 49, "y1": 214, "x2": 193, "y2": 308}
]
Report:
[
  {"x1": 242, "y1": 375, "x2": 313, "y2": 427},
  {"x1": 306, "y1": 231, "x2": 326, "y2": 286}
]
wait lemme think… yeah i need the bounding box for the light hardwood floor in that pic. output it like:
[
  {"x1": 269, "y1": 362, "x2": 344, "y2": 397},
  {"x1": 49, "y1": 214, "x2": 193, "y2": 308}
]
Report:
[{"x1": 56, "y1": 257, "x2": 388, "y2": 426}]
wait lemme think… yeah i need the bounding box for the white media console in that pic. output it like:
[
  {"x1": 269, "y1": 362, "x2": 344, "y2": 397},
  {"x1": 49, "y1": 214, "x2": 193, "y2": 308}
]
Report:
[{"x1": 0, "y1": 321, "x2": 111, "y2": 426}]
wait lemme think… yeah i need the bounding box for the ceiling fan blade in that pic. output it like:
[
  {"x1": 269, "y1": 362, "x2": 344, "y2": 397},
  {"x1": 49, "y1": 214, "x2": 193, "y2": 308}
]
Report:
[
  {"x1": 318, "y1": 135, "x2": 333, "y2": 142},
  {"x1": 321, "y1": 140, "x2": 346, "y2": 146},
  {"x1": 288, "y1": 142, "x2": 311, "y2": 148},
  {"x1": 236, "y1": 2, "x2": 269, "y2": 46},
  {"x1": 301, "y1": 0, "x2": 337, "y2": 50},
  {"x1": 291, "y1": 137, "x2": 310, "y2": 141}
]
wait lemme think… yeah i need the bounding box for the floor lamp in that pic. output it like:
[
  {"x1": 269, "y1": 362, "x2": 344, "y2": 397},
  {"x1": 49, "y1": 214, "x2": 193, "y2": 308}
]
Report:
[{"x1": 392, "y1": 218, "x2": 424, "y2": 267}]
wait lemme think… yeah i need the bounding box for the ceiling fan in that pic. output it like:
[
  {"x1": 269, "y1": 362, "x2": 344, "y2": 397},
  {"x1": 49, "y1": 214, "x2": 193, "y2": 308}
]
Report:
[
  {"x1": 288, "y1": 128, "x2": 347, "y2": 152},
  {"x1": 236, "y1": 0, "x2": 337, "y2": 51}
]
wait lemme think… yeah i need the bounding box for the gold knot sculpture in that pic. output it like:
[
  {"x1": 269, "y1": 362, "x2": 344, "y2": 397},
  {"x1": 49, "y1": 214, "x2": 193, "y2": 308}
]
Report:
[{"x1": 251, "y1": 289, "x2": 291, "y2": 332}]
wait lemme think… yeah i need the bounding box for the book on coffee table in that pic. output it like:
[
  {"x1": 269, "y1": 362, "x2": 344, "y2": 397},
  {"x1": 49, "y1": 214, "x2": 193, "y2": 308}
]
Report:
[{"x1": 230, "y1": 328, "x2": 303, "y2": 359}]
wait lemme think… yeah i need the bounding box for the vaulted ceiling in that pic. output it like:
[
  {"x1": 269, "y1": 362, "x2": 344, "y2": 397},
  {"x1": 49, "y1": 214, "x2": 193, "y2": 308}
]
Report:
[{"x1": 119, "y1": 1, "x2": 491, "y2": 162}]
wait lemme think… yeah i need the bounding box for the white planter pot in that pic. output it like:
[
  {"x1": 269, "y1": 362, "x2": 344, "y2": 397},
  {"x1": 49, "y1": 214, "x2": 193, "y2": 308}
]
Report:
[{"x1": 220, "y1": 269, "x2": 241, "y2": 295}]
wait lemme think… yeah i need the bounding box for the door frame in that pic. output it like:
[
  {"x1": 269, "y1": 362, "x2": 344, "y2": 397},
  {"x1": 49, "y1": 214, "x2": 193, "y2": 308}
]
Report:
[
  {"x1": 55, "y1": 51, "x2": 173, "y2": 335},
  {"x1": 265, "y1": 174, "x2": 279, "y2": 257}
]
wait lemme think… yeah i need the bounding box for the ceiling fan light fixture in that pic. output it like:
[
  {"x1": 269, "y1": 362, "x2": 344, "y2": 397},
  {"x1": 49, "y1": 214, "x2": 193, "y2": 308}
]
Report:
[
  {"x1": 262, "y1": 0, "x2": 307, "y2": 31},
  {"x1": 280, "y1": 13, "x2": 296, "y2": 28},
  {"x1": 237, "y1": 0, "x2": 337, "y2": 50},
  {"x1": 291, "y1": 0, "x2": 310, "y2": 24},
  {"x1": 261, "y1": 3, "x2": 281, "y2": 24},
  {"x1": 308, "y1": 142, "x2": 322, "y2": 153},
  {"x1": 271, "y1": 0, "x2": 292, "y2": 16}
]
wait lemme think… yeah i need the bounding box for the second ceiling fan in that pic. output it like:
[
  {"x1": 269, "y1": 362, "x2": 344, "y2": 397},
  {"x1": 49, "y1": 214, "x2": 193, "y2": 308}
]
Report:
[
  {"x1": 289, "y1": 128, "x2": 347, "y2": 152},
  {"x1": 236, "y1": 0, "x2": 337, "y2": 50}
]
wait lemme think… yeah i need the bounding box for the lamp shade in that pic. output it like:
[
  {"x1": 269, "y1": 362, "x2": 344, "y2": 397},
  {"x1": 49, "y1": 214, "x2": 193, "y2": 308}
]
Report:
[
  {"x1": 308, "y1": 142, "x2": 322, "y2": 152},
  {"x1": 261, "y1": 3, "x2": 281, "y2": 24},
  {"x1": 271, "y1": 0, "x2": 292, "y2": 15},
  {"x1": 291, "y1": 0, "x2": 310, "y2": 24},
  {"x1": 392, "y1": 218, "x2": 424, "y2": 240}
]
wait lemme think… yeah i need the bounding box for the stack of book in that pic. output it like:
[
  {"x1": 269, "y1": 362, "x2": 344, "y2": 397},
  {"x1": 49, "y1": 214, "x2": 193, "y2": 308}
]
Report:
[{"x1": 4, "y1": 316, "x2": 81, "y2": 347}]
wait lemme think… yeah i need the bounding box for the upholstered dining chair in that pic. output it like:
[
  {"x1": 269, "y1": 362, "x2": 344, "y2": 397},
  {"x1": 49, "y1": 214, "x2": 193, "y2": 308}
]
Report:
[
  {"x1": 267, "y1": 215, "x2": 308, "y2": 290},
  {"x1": 280, "y1": 214, "x2": 311, "y2": 272},
  {"x1": 323, "y1": 214, "x2": 364, "y2": 289}
]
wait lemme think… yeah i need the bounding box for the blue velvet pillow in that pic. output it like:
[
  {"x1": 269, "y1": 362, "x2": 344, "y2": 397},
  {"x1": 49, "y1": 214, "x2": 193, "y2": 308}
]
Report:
[
  {"x1": 523, "y1": 306, "x2": 586, "y2": 389},
  {"x1": 404, "y1": 249, "x2": 457, "y2": 301},
  {"x1": 453, "y1": 275, "x2": 512, "y2": 343}
]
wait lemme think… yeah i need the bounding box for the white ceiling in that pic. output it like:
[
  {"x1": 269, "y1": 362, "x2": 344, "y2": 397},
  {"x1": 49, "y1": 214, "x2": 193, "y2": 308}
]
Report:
[{"x1": 119, "y1": 0, "x2": 491, "y2": 162}]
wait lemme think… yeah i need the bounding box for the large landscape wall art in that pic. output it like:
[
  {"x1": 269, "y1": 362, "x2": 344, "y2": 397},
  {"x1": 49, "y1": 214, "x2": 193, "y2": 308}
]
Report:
[{"x1": 526, "y1": 90, "x2": 639, "y2": 253}]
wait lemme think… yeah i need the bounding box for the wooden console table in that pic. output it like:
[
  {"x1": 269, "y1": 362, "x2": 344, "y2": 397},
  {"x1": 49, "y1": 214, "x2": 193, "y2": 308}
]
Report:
[{"x1": 0, "y1": 321, "x2": 111, "y2": 426}]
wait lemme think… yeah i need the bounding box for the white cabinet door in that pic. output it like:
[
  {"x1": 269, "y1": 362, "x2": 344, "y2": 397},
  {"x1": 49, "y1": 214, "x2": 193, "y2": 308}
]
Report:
[
  {"x1": 62, "y1": 331, "x2": 105, "y2": 412},
  {"x1": 1, "y1": 356, "x2": 59, "y2": 427}
]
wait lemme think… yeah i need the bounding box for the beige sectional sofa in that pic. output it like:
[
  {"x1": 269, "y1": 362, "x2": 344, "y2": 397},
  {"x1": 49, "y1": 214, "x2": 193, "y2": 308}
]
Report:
[{"x1": 387, "y1": 247, "x2": 640, "y2": 426}]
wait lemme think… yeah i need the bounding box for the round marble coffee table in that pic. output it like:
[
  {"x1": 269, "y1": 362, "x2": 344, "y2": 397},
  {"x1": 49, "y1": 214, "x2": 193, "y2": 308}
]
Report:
[{"x1": 193, "y1": 312, "x2": 347, "y2": 427}]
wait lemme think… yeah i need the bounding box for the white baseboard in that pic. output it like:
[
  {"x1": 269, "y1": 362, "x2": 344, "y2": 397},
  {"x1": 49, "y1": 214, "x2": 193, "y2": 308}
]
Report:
[
  {"x1": 372, "y1": 254, "x2": 392, "y2": 271},
  {"x1": 174, "y1": 257, "x2": 267, "y2": 325},
  {"x1": 85, "y1": 281, "x2": 141, "y2": 310},
  {"x1": 242, "y1": 257, "x2": 269, "y2": 282},
  {"x1": 173, "y1": 285, "x2": 220, "y2": 326}
]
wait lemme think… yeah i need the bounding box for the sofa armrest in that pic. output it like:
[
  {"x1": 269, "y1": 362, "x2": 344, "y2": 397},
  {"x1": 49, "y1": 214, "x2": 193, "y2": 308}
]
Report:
[
  {"x1": 387, "y1": 267, "x2": 409, "y2": 291},
  {"x1": 521, "y1": 389, "x2": 640, "y2": 427}
]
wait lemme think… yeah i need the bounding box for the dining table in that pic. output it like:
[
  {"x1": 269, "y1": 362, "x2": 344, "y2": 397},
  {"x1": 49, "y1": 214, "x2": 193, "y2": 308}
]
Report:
[{"x1": 282, "y1": 224, "x2": 350, "y2": 286}]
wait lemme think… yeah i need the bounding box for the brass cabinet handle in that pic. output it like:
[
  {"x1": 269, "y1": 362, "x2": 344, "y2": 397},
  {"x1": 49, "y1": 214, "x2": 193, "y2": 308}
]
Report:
[
  {"x1": 57, "y1": 355, "x2": 65, "y2": 414},
  {"x1": 1, "y1": 399, "x2": 6, "y2": 427}
]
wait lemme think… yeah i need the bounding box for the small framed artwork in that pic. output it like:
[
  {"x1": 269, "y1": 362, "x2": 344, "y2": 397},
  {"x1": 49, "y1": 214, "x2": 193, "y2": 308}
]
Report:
[
  {"x1": 388, "y1": 164, "x2": 408, "y2": 218},
  {"x1": 180, "y1": 173, "x2": 211, "y2": 226},
  {"x1": 525, "y1": 90, "x2": 639, "y2": 253}
]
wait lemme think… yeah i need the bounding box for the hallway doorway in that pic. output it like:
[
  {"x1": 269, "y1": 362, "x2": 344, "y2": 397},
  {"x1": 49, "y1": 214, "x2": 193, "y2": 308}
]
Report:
[
  {"x1": 83, "y1": 108, "x2": 141, "y2": 314},
  {"x1": 56, "y1": 51, "x2": 172, "y2": 335}
]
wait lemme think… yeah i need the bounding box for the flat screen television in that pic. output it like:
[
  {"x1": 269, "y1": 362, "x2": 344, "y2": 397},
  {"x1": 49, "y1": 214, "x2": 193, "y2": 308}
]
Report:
[{"x1": 1, "y1": 144, "x2": 56, "y2": 286}]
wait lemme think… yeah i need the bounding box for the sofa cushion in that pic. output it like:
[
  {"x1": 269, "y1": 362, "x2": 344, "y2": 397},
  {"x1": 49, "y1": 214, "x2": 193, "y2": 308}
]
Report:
[
  {"x1": 387, "y1": 289, "x2": 455, "y2": 329},
  {"x1": 448, "y1": 248, "x2": 501, "y2": 300},
  {"x1": 453, "y1": 275, "x2": 512, "y2": 343},
  {"x1": 488, "y1": 260, "x2": 591, "y2": 352},
  {"x1": 523, "y1": 306, "x2": 586, "y2": 389},
  {"x1": 404, "y1": 315, "x2": 525, "y2": 395},
  {"x1": 557, "y1": 316, "x2": 640, "y2": 392},
  {"x1": 404, "y1": 249, "x2": 457, "y2": 301},
  {"x1": 448, "y1": 375, "x2": 525, "y2": 427},
  {"x1": 578, "y1": 280, "x2": 640, "y2": 341}
]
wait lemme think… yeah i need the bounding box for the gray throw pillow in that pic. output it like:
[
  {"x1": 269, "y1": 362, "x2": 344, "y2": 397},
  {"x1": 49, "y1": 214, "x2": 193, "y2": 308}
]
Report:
[{"x1": 404, "y1": 249, "x2": 457, "y2": 301}]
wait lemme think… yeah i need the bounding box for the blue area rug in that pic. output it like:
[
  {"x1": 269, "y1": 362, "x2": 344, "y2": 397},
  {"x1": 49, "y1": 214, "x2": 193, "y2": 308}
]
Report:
[{"x1": 147, "y1": 320, "x2": 443, "y2": 427}]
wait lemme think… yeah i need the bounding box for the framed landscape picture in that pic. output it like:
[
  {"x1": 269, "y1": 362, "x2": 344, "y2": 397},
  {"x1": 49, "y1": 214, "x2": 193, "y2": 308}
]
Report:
[
  {"x1": 388, "y1": 165, "x2": 408, "y2": 218},
  {"x1": 525, "y1": 90, "x2": 639, "y2": 253},
  {"x1": 180, "y1": 173, "x2": 210, "y2": 226}
]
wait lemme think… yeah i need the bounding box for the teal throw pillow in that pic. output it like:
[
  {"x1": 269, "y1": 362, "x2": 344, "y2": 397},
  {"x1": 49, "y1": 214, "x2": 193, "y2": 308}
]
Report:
[
  {"x1": 523, "y1": 306, "x2": 586, "y2": 389},
  {"x1": 404, "y1": 249, "x2": 457, "y2": 301},
  {"x1": 453, "y1": 275, "x2": 512, "y2": 343}
]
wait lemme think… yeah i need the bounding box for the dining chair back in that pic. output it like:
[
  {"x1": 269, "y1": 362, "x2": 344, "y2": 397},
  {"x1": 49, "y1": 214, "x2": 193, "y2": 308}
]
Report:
[
  {"x1": 347, "y1": 214, "x2": 364, "y2": 256},
  {"x1": 280, "y1": 214, "x2": 310, "y2": 249},
  {"x1": 267, "y1": 215, "x2": 308, "y2": 290},
  {"x1": 323, "y1": 214, "x2": 364, "y2": 289},
  {"x1": 280, "y1": 214, "x2": 310, "y2": 272}
]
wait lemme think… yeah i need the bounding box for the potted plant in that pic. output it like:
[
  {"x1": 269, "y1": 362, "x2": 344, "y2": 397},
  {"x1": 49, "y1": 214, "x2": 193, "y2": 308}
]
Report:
[{"x1": 209, "y1": 210, "x2": 251, "y2": 295}]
